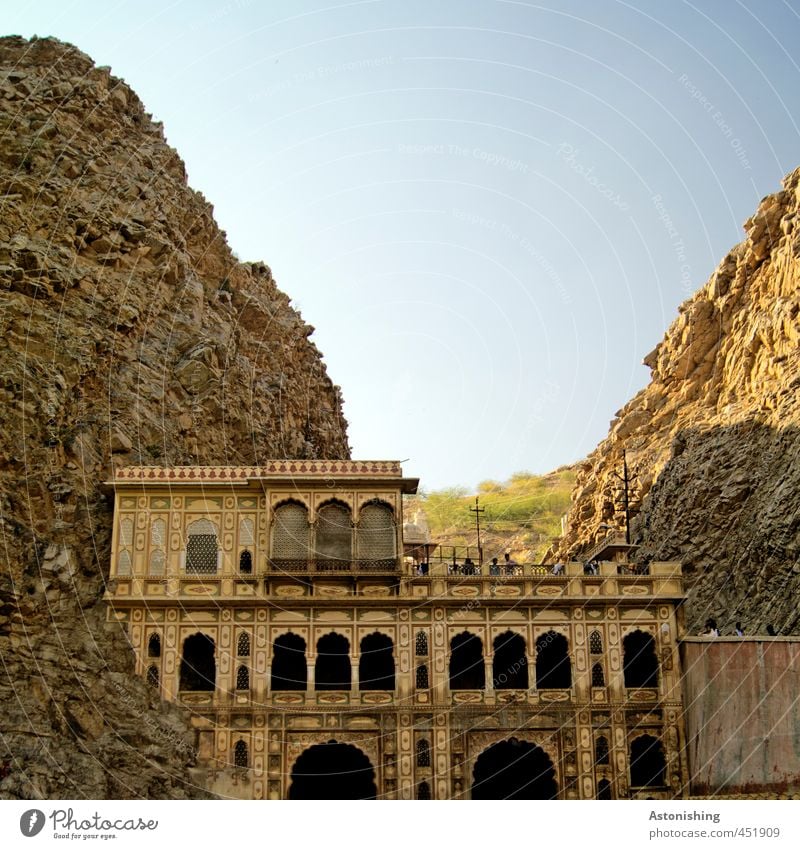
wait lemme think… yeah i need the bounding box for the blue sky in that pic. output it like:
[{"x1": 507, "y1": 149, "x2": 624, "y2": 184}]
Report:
[{"x1": 5, "y1": 0, "x2": 800, "y2": 489}]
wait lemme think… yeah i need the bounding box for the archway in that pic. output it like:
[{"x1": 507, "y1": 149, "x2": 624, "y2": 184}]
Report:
[
  {"x1": 359, "y1": 633, "x2": 395, "y2": 690},
  {"x1": 629, "y1": 735, "x2": 666, "y2": 788},
  {"x1": 623, "y1": 630, "x2": 659, "y2": 688},
  {"x1": 315, "y1": 633, "x2": 351, "y2": 690},
  {"x1": 492, "y1": 631, "x2": 528, "y2": 689},
  {"x1": 472, "y1": 739, "x2": 557, "y2": 799},
  {"x1": 179, "y1": 633, "x2": 215, "y2": 691},
  {"x1": 449, "y1": 632, "x2": 485, "y2": 690},
  {"x1": 288, "y1": 742, "x2": 377, "y2": 799},
  {"x1": 271, "y1": 633, "x2": 307, "y2": 691},
  {"x1": 535, "y1": 631, "x2": 571, "y2": 689}
]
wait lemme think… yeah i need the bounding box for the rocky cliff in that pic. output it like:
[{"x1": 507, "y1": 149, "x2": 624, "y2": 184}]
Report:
[
  {"x1": 0, "y1": 36, "x2": 349, "y2": 798},
  {"x1": 554, "y1": 168, "x2": 800, "y2": 636}
]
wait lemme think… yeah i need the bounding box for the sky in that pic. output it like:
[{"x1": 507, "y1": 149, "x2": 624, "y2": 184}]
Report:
[{"x1": 5, "y1": 0, "x2": 800, "y2": 490}]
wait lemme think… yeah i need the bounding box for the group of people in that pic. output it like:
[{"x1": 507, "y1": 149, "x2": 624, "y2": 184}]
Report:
[
  {"x1": 488, "y1": 554, "x2": 522, "y2": 576},
  {"x1": 703, "y1": 618, "x2": 779, "y2": 637}
]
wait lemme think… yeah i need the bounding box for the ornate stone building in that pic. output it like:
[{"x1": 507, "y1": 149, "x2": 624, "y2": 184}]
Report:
[{"x1": 105, "y1": 461, "x2": 689, "y2": 800}]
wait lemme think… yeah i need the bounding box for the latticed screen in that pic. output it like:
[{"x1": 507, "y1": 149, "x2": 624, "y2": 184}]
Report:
[
  {"x1": 119, "y1": 518, "x2": 134, "y2": 547},
  {"x1": 315, "y1": 502, "x2": 352, "y2": 563},
  {"x1": 149, "y1": 550, "x2": 165, "y2": 576},
  {"x1": 234, "y1": 740, "x2": 248, "y2": 768},
  {"x1": 272, "y1": 503, "x2": 310, "y2": 561},
  {"x1": 591, "y1": 662, "x2": 605, "y2": 688},
  {"x1": 150, "y1": 518, "x2": 165, "y2": 547},
  {"x1": 590, "y1": 630, "x2": 603, "y2": 654},
  {"x1": 356, "y1": 502, "x2": 395, "y2": 563},
  {"x1": 239, "y1": 518, "x2": 255, "y2": 546},
  {"x1": 118, "y1": 549, "x2": 132, "y2": 575},
  {"x1": 186, "y1": 519, "x2": 218, "y2": 574},
  {"x1": 415, "y1": 631, "x2": 429, "y2": 656},
  {"x1": 237, "y1": 632, "x2": 251, "y2": 657}
]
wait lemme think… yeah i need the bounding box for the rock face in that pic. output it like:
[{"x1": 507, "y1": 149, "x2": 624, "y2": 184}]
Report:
[
  {"x1": 554, "y1": 167, "x2": 800, "y2": 636},
  {"x1": 0, "y1": 36, "x2": 349, "y2": 798}
]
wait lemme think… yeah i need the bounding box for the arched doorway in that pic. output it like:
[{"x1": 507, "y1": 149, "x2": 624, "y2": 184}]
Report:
[
  {"x1": 492, "y1": 631, "x2": 528, "y2": 689},
  {"x1": 359, "y1": 632, "x2": 395, "y2": 690},
  {"x1": 288, "y1": 742, "x2": 377, "y2": 799},
  {"x1": 315, "y1": 633, "x2": 351, "y2": 690},
  {"x1": 472, "y1": 739, "x2": 558, "y2": 799},
  {"x1": 271, "y1": 633, "x2": 307, "y2": 691},
  {"x1": 449, "y1": 632, "x2": 485, "y2": 690},
  {"x1": 535, "y1": 631, "x2": 571, "y2": 689},
  {"x1": 179, "y1": 633, "x2": 215, "y2": 691},
  {"x1": 623, "y1": 630, "x2": 659, "y2": 688}
]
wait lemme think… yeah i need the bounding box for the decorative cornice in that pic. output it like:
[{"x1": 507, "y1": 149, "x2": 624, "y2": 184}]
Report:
[{"x1": 113, "y1": 460, "x2": 404, "y2": 482}]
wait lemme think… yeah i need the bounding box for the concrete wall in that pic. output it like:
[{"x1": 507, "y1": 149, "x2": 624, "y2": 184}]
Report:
[{"x1": 681, "y1": 638, "x2": 800, "y2": 795}]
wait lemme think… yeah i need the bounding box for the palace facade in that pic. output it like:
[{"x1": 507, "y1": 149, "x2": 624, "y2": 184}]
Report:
[{"x1": 105, "y1": 460, "x2": 689, "y2": 800}]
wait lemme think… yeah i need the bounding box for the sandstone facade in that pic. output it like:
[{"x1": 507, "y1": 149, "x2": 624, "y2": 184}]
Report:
[{"x1": 0, "y1": 36, "x2": 349, "y2": 798}]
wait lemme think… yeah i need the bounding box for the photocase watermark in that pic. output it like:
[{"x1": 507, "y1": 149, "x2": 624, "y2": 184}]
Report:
[
  {"x1": 398, "y1": 143, "x2": 529, "y2": 173},
  {"x1": 451, "y1": 208, "x2": 571, "y2": 304},
  {"x1": 555, "y1": 143, "x2": 630, "y2": 212},
  {"x1": 249, "y1": 57, "x2": 395, "y2": 100},
  {"x1": 19, "y1": 807, "x2": 158, "y2": 838},
  {"x1": 677, "y1": 73, "x2": 751, "y2": 170},
  {"x1": 651, "y1": 194, "x2": 693, "y2": 295}
]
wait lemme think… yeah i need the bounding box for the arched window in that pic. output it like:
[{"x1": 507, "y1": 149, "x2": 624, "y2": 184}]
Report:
[
  {"x1": 630, "y1": 735, "x2": 666, "y2": 788},
  {"x1": 236, "y1": 665, "x2": 250, "y2": 691},
  {"x1": 150, "y1": 518, "x2": 165, "y2": 547},
  {"x1": 449, "y1": 632, "x2": 485, "y2": 690},
  {"x1": 591, "y1": 662, "x2": 605, "y2": 688},
  {"x1": 597, "y1": 778, "x2": 612, "y2": 800},
  {"x1": 356, "y1": 501, "x2": 396, "y2": 567},
  {"x1": 271, "y1": 501, "x2": 310, "y2": 568},
  {"x1": 239, "y1": 550, "x2": 252, "y2": 574},
  {"x1": 535, "y1": 631, "x2": 571, "y2": 689},
  {"x1": 315, "y1": 502, "x2": 352, "y2": 569},
  {"x1": 589, "y1": 630, "x2": 603, "y2": 654},
  {"x1": 417, "y1": 781, "x2": 431, "y2": 800},
  {"x1": 149, "y1": 550, "x2": 165, "y2": 576},
  {"x1": 415, "y1": 631, "x2": 429, "y2": 656},
  {"x1": 147, "y1": 633, "x2": 161, "y2": 658},
  {"x1": 416, "y1": 739, "x2": 431, "y2": 767},
  {"x1": 239, "y1": 518, "x2": 255, "y2": 547},
  {"x1": 179, "y1": 633, "x2": 215, "y2": 691},
  {"x1": 315, "y1": 633, "x2": 351, "y2": 690},
  {"x1": 237, "y1": 632, "x2": 250, "y2": 657},
  {"x1": 117, "y1": 549, "x2": 132, "y2": 576},
  {"x1": 595, "y1": 736, "x2": 610, "y2": 766},
  {"x1": 493, "y1": 631, "x2": 528, "y2": 689},
  {"x1": 416, "y1": 664, "x2": 429, "y2": 690},
  {"x1": 271, "y1": 633, "x2": 307, "y2": 691},
  {"x1": 623, "y1": 630, "x2": 659, "y2": 688},
  {"x1": 234, "y1": 739, "x2": 248, "y2": 768},
  {"x1": 186, "y1": 519, "x2": 218, "y2": 574},
  {"x1": 359, "y1": 633, "x2": 395, "y2": 691},
  {"x1": 146, "y1": 665, "x2": 159, "y2": 688}
]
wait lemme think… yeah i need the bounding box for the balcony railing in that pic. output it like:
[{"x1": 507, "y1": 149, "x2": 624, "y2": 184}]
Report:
[{"x1": 267, "y1": 558, "x2": 400, "y2": 575}]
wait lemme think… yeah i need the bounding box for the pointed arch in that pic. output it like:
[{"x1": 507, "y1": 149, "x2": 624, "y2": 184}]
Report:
[
  {"x1": 236, "y1": 665, "x2": 250, "y2": 691},
  {"x1": 591, "y1": 662, "x2": 605, "y2": 688},
  {"x1": 315, "y1": 632, "x2": 351, "y2": 690},
  {"x1": 449, "y1": 631, "x2": 485, "y2": 690},
  {"x1": 288, "y1": 742, "x2": 376, "y2": 800},
  {"x1": 416, "y1": 738, "x2": 431, "y2": 767},
  {"x1": 595, "y1": 735, "x2": 610, "y2": 765},
  {"x1": 359, "y1": 632, "x2": 395, "y2": 691},
  {"x1": 179, "y1": 632, "x2": 216, "y2": 692},
  {"x1": 492, "y1": 630, "x2": 528, "y2": 689},
  {"x1": 186, "y1": 519, "x2": 218, "y2": 574},
  {"x1": 535, "y1": 631, "x2": 571, "y2": 689},
  {"x1": 147, "y1": 633, "x2": 161, "y2": 658},
  {"x1": 233, "y1": 739, "x2": 249, "y2": 768},
  {"x1": 237, "y1": 632, "x2": 251, "y2": 657},
  {"x1": 630, "y1": 735, "x2": 666, "y2": 788},
  {"x1": 315, "y1": 501, "x2": 352, "y2": 568},
  {"x1": 416, "y1": 664, "x2": 429, "y2": 690},
  {"x1": 271, "y1": 501, "x2": 310, "y2": 568},
  {"x1": 415, "y1": 631, "x2": 429, "y2": 656},
  {"x1": 623, "y1": 630, "x2": 659, "y2": 688},
  {"x1": 589, "y1": 629, "x2": 603, "y2": 654},
  {"x1": 472, "y1": 739, "x2": 557, "y2": 800},
  {"x1": 146, "y1": 665, "x2": 159, "y2": 689},
  {"x1": 150, "y1": 518, "x2": 166, "y2": 547},
  {"x1": 271, "y1": 633, "x2": 307, "y2": 691},
  {"x1": 356, "y1": 500, "x2": 396, "y2": 567},
  {"x1": 149, "y1": 549, "x2": 165, "y2": 576}
]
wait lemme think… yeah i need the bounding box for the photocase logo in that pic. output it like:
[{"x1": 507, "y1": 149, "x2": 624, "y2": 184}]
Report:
[{"x1": 19, "y1": 809, "x2": 46, "y2": 837}]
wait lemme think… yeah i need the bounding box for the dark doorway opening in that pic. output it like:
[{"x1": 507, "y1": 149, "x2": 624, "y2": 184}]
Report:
[
  {"x1": 179, "y1": 633, "x2": 215, "y2": 691},
  {"x1": 493, "y1": 631, "x2": 528, "y2": 689},
  {"x1": 288, "y1": 742, "x2": 377, "y2": 799},
  {"x1": 315, "y1": 633, "x2": 351, "y2": 690},
  {"x1": 472, "y1": 739, "x2": 557, "y2": 799},
  {"x1": 271, "y1": 633, "x2": 307, "y2": 691},
  {"x1": 623, "y1": 630, "x2": 659, "y2": 688},
  {"x1": 535, "y1": 631, "x2": 571, "y2": 689},
  {"x1": 629, "y1": 735, "x2": 666, "y2": 788},
  {"x1": 449, "y1": 632, "x2": 485, "y2": 690},
  {"x1": 359, "y1": 633, "x2": 395, "y2": 690}
]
